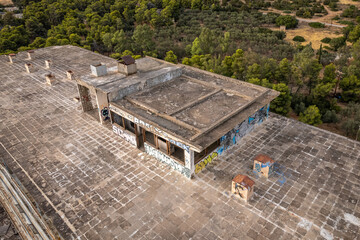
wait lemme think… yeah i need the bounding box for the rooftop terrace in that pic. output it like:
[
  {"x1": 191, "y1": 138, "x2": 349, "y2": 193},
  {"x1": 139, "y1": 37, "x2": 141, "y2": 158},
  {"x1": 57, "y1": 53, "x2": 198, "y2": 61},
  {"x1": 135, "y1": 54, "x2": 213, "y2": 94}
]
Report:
[{"x1": 0, "y1": 46, "x2": 360, "y2": 239}]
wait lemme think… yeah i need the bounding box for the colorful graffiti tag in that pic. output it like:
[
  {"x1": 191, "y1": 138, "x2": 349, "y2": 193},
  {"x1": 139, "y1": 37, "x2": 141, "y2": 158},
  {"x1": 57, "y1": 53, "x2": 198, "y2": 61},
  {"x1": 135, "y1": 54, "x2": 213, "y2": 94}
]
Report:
[
  {"x1": 144, "y1": 143, "x2": 191, "y2": 178},
  {"x1": 195, "y1": 105, "x2": 269, "y2": 174},
  {"x1": 195, "y1": 152, "x2": 218, "y2": 174},
  {"x1": 101, "y1": 107, "x2": 109, "y2": 121},
  {"x1": 112, "y1": 125, "x2": 137, "y2": 146}
]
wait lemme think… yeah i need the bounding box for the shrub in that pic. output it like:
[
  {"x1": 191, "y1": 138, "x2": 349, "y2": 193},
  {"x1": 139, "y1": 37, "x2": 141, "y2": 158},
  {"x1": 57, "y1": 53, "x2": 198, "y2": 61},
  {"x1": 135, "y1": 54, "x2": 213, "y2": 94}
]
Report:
[
  {"x1": 322, "y1": 110, "x2": 339, "y2": 123},
  {"x1": 309, "y1": 22, "x2": 325, "y2": 28},
  {"x1": 321, "y1": 37, "x2": 331, "y2": 43},
  {"x1": 275, "y1": 15, "x2": 298, "y2": 29},
  {"x1": 293, "y1": 36, "x2": 306, "y2": 42},
  {"x1": 299, "y1": 105, "x2": 323, "y2": 126}
]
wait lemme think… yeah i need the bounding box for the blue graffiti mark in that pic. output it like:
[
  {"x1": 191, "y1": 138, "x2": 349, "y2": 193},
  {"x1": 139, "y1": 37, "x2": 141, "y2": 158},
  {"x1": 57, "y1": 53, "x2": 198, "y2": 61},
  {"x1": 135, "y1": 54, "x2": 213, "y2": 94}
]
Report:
[
  {"x1": 233, "y1": 136, "x2": 236, "y2": 144},
  {"x1": 267, "y1": 104, "x2": 270, "y2": 118},
  {"x1": 271, "y1": 163, "x2": 291, "y2": 186},
  {"x1": 101, "y1": 107, "x2": 109, "y2": 120},
  {"x1": 269, "y1": 165, "x2": 274, "y2": 175},
  {"x1": 252, "y1": 170, "x2": 260, "y2": 179},
  {"x1": 278, "y1": 176, "x2": 286, "y2": 185},
  {"x1": 248, "y1": 117, "x2": 255, "y2": 124},
  {"x1": 255, "y1": 163, "x2": 261, "y2": 172},
  {"x1": 261, "y1": 162, "x2": 273, "y2": 168},
  {"x1": 217, "y1": 146, "x2": 224, "y2": 155}
]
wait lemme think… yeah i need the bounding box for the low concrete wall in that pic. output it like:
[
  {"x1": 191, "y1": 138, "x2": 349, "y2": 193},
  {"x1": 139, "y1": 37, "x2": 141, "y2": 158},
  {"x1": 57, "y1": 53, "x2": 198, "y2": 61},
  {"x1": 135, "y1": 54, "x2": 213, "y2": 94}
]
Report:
[{"x1": 194, "y1": 104, "x2": 270, "y2": 174}]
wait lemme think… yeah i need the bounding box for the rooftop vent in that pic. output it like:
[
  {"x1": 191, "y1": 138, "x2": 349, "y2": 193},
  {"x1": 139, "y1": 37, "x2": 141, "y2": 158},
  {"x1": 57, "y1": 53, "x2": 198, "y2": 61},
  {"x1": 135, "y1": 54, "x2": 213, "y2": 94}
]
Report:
[
  {"x1": 25, "y1": 63, "x2": 33, "y2": 73},
  {"x1": 45, "y1": 73, "x2": 56, "y2": 85},
  {"x1": 8, "y1": 53, "x2": 16, "y2": 63},
  {"x1": 45, "y1": 60, "x2": 52, "y2": 69},
  {"x1": 117, "y1": 55, "x2": 137, "y2": 76},
  {"x1": 27, "y1": 50, "x2": 34, "y2": 60},
  {"x1": 67, "y1": 70, "x2": 74, "y2": 80},
  {"x1": 90, "y1": 63, "x2": 107, "y2": 77}
]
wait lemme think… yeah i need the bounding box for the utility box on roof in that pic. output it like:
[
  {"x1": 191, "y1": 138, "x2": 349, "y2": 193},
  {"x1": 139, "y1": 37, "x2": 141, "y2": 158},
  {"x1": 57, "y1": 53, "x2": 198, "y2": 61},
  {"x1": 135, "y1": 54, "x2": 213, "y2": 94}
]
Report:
[
  {"x1": 231, "y1": 174, "x2": 255, "y2": 202},
  {"x1": 253, "y1": 154, "x2": 275, "y2": 178}
]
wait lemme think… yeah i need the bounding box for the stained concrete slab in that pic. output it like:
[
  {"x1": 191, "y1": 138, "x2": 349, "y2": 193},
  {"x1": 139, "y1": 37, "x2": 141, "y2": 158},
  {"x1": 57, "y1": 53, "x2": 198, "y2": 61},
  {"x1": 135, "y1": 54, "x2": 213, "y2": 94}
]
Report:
[{"x1": 0, "y1": 47, "x2": 359, "y2": 240}]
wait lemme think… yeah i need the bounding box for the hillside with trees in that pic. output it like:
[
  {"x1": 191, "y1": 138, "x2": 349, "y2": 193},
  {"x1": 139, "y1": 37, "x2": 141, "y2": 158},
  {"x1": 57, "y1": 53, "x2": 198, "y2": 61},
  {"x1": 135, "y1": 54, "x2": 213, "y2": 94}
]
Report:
[{"x1": 0, "y1": 0, "x2": 359, "y2": 140}]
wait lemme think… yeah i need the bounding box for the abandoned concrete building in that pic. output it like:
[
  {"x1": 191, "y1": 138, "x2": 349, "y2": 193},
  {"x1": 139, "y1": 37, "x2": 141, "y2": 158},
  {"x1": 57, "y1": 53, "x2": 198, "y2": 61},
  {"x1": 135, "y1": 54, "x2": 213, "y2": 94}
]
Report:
[
  {"x1": 2, "y1": 45, "x2": 360, "y2": 239},
  {"x1": 76, "y1": 53, "x2": 279, "y2": 178}
]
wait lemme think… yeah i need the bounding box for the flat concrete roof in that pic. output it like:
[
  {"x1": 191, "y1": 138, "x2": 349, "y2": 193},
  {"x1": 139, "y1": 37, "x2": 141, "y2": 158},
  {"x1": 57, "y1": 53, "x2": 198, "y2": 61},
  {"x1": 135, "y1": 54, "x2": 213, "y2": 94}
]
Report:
[
  {"x1": 0, "y1": 45, "x2": 359, "y2": 239},
  {"x1": 111, "y1": 66, "x2": 279, "y2": 150},
  {"x1": 78, "y1": 57, "x2": 180, "y2": 94}
]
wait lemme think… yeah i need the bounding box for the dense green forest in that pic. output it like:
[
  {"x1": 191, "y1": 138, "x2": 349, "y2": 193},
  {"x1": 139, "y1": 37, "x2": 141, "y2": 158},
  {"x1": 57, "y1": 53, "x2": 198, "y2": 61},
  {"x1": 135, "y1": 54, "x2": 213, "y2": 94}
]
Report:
[{"x1": 0, "y1": 0, "x2": 360, "y2": 140}]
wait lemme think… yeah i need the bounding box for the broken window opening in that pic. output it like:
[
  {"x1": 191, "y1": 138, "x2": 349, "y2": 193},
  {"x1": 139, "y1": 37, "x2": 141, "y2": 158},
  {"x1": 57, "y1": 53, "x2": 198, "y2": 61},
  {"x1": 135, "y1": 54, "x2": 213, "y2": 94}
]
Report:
[
  {"x1": 124, "y1": 118, "x2": 136, "y2": 134},
  {"x1": 143, "y1": 130, "x2": 156, "y2": 146},
  {"x1": 111, "y1": 111, "x2": 124, "y2": 128}
]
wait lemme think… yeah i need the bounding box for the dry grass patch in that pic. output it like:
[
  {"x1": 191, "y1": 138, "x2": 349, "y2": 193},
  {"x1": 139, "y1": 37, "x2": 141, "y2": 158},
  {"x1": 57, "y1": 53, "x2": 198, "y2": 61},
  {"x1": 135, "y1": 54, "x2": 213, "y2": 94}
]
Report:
[
  {"x1": 339, "y1": 0, "x2": 360, "y2": 6},
  {"x1": 0, "y1": 0, "x2": 13, "y2": 6},
  {"x1": 275, "y1": 22, "x2": 342, "y2": 49}
]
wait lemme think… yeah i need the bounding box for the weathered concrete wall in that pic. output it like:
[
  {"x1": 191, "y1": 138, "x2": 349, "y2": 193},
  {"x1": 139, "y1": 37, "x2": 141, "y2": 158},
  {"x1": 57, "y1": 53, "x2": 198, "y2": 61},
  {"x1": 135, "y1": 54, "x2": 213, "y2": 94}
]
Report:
[
  {"x1": 144, "y1": 67, "x2": 182, "y2": 89},
  {"x1": 77, "y1": 84, "x2": 93, "y2": 112},
  {"x1": 144, "y1": 143, "x2": 191, "y2": 178},
  {"x1": 194, "y1": 104, "x2": 270, "y2": 174},
  {"x1": 109, "y1": 67, "x2": 183, "y2": 102},
  {"x1": 96, "y1": 90, "x2": 109, "y2": 124},
  {"x1": 112, "y1": 125, "x2": 137, "y2": 146}
]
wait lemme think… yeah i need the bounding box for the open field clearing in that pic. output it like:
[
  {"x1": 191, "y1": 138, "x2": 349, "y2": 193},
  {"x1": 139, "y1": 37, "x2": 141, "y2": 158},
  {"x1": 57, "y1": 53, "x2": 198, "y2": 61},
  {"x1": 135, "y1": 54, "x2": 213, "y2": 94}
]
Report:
[
  {"x1": 271, "y1": 22, "x2": 342, "y2": 49},
  {"x1": 339, "y1": 0, "x2": 360, "y2": 7},
  {"x1": 0, "y1": 0, "x2": 13, "y2": 6}
]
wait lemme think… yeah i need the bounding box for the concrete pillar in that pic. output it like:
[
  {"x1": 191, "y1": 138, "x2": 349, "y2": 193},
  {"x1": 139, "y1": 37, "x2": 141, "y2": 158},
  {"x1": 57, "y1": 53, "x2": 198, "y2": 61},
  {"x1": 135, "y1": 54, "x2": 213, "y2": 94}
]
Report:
[
  {"x1": 185, "y1": 150, "x2": 195, "y2": 176},
  {"x1": 96, "y1": 89, "x2": 109, "y2": 124},
  {"x1": 45, "y1": 60, "x2": 52, "y2": 69},
  {"x1": 45, "y1": 73, "x2": 56, "y2": 85},
  {"x1": 25, "y1": 63, "x2": 33, "y2": 73},
  {"x1": 77, "y1": 84, "x2": 93, "y2": 112}
]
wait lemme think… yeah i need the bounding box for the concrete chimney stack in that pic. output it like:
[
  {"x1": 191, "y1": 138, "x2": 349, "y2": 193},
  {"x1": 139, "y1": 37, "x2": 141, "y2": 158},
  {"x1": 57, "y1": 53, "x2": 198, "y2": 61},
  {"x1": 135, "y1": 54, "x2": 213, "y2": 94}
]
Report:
[
  {"x1": 25, "y1": 63, "x2": 33, "y2": 73},
  {"x1": 45, "y1": 73, "x2": 56, "y2": 85},
  {"x1": 27, "y1": 50, "x2": 34, "y2": 60},
  {"x1": 8, "y1": 54, "x2": 16, "y2": 63},
  {"x1": 117, "y1": 55, "x2": 137, "y2": 76},
  {"x1": 45, "y1": 60, "x2": 52, "y2": 69},
  {"x1": 90, "y1": 63, "x2": 107, "y2": 77}
]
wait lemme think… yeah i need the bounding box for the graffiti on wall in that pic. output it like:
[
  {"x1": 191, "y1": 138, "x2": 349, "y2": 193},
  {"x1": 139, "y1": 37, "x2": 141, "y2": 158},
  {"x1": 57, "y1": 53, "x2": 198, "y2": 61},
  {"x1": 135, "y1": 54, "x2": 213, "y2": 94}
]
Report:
[
  {"x1": 195, "y1": 152, "x2": 218, "y2": 174},
  {"x1": 109, "y1": 105, "x2": 190, "y2": 152},
  {"x1": 195, "y1": 105, "x2": 268, "y2": 174},
  {"x1": 144, "y1": 143, "x2": 191, "y2": 178},
  {"x1": 112, "y1": 125, "x2": 137, "y2": 146},
  {"x1": 220, "y1": 105, "x2": 268, "y2": 150},
  {"x1": 101, "y1": 107, "x2": 109, "y2": 121}
]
